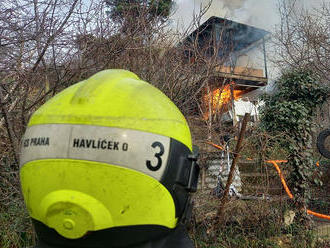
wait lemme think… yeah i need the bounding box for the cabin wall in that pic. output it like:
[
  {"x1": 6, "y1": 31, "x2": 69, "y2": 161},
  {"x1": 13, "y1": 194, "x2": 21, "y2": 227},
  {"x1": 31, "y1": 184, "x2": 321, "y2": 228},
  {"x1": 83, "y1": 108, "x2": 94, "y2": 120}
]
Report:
[{"x1": 236, "y1": 44, "x2": 265, "y2": 73}]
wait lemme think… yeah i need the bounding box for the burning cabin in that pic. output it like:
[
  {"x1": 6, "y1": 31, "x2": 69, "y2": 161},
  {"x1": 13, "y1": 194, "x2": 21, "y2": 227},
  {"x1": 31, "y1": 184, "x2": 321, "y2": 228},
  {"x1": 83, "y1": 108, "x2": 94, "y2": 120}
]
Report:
[{"x1": 182, "y1": 16, "x2": 270, "y2": 123}]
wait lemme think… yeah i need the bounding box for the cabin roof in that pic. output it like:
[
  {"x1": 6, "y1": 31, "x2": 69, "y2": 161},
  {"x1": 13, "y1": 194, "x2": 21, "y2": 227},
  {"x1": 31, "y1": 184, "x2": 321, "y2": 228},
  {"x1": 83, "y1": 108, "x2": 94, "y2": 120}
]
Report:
[{"x1": 183, "y1": 16, "x2": 270, "y2": 52}]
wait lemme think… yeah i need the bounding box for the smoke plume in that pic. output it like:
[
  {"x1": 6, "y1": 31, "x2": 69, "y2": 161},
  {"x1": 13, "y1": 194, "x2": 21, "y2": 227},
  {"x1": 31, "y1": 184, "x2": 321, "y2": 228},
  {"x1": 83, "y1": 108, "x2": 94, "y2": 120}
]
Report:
[
  {"x1": 173, "y1": 0, "x2": 320, "y2": 32},
  {"x1": 194, "y1": 0, "x2": 277, "y2": 31}
]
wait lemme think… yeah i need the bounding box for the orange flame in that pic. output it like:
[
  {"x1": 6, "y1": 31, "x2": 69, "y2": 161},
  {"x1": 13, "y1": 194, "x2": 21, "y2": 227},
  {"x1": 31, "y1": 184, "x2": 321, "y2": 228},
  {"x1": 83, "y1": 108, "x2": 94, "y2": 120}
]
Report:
[{"x1": 203, "y1": 83, "x2": 244, "y2": 119}]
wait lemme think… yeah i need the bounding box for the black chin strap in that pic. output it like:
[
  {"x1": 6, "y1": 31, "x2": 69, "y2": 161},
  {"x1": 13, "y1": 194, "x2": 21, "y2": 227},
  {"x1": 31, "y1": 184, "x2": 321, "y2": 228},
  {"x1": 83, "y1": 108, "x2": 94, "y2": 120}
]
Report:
[{"x1": 36, "y1": 225, "x2": 194, "y2": 248}]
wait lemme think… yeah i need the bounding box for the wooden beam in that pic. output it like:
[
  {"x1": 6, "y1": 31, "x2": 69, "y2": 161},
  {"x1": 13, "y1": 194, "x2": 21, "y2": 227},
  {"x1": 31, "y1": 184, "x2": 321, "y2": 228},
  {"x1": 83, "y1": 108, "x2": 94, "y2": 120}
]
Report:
[{"x1": 215, "y1": 72, "x2": 268, "y2": 84}]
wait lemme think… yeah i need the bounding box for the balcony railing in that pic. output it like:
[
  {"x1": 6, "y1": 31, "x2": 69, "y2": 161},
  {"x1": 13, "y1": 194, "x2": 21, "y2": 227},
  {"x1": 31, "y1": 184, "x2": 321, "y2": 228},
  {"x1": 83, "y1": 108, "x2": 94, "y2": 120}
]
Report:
[{"x1": 215, "y1": 66, "x2": 268, "y2": 84}]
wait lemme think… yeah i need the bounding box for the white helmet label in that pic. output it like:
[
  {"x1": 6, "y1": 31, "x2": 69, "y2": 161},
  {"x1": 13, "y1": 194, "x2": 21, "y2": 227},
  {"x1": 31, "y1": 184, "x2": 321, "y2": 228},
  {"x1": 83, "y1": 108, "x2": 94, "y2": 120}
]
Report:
[{"x1": 20, "y1": 124, "x2": 171, "y2": 181}]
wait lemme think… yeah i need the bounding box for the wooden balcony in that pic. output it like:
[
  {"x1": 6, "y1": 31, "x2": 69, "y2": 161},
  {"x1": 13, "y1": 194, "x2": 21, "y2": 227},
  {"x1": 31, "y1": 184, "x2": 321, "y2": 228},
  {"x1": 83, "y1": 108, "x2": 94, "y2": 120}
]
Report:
[{"x1": 215, "y1": 66, "x2": 268, "y2": 85}]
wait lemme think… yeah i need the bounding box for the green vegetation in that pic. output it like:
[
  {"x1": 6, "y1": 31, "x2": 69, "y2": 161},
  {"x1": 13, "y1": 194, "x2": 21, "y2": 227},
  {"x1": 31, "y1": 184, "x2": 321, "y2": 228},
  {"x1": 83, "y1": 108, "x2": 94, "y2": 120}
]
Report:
[
  {"x1": 105, "y1": 0, "x2": 173, "y2": 28},
  {"x1": 259, "y1": 70, "x2": 328, "y2": 208}
]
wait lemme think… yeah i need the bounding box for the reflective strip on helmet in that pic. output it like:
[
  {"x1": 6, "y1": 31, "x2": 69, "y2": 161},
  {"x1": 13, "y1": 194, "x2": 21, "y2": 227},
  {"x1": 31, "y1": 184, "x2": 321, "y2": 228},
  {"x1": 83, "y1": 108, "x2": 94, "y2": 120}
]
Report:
[{"x1": 20, "y1": 124, "x2": 170, "y2": 181}]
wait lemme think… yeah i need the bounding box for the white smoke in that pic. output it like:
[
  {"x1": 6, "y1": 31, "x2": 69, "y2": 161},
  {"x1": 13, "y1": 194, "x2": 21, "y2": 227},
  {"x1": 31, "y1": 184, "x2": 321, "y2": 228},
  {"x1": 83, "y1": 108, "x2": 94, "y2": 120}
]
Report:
[
  {"x1": 172, "y1": 0, "x2": 321, "y2": 32},
  {"x1": 193, "y1": 0, "x2": 278, "y2": 31}
]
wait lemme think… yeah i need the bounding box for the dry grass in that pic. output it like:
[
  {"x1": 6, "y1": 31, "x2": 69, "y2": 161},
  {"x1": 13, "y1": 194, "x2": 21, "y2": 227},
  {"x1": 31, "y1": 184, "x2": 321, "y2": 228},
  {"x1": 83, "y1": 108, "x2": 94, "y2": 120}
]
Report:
[{"x1": 189, "y1": 190, "x2": 329, "y2": 248}]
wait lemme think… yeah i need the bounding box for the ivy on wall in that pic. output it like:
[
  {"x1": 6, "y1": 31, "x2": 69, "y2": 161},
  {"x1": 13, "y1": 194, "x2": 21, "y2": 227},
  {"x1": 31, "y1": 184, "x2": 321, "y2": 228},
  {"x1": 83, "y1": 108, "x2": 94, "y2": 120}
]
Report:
[{"x1": 259, "y1": 70, "x2": 328, "y2": 210}]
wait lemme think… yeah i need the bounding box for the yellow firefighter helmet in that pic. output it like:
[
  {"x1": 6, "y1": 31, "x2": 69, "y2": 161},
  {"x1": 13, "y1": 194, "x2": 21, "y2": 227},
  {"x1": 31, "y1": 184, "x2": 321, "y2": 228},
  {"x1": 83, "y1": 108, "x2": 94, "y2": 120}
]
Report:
[{"x1": 20, "y1": 69, "x2": 199, "y2": 246}]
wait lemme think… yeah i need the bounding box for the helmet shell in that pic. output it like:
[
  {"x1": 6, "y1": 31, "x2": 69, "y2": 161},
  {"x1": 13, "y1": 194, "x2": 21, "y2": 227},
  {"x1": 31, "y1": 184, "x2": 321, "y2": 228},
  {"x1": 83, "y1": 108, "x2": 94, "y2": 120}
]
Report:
[{"x1": 20, "y1": 70, "x2": 192, "y2": 240}]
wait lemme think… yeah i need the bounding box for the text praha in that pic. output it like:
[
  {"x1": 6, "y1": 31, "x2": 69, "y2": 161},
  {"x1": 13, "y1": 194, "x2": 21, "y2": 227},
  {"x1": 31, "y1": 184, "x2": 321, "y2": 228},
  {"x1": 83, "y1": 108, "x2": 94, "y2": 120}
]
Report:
[{"x1": 23, "y1": 137, "x2": 50, "y2": 147}]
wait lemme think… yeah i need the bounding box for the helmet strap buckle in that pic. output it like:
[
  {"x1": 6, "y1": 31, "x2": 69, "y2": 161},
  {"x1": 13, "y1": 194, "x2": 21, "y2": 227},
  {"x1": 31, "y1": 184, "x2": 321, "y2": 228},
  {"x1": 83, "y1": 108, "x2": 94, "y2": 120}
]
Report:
[
  {"x1": 186, "y1": 155, "x2": 199, "y2": 193},
  {"x1": 175, "y1": 145, "x2": 200, "y2": 192}
]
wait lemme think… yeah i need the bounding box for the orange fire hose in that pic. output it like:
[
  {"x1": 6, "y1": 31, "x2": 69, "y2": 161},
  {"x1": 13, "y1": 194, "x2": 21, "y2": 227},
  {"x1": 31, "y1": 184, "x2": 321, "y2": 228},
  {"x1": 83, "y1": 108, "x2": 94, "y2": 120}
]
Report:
[
  {"x1": 266, "y1": 160, "x2": 330, "y2": 221},
  {"x1": 206, "y1": 141, "x2": 224, "y2": 150},
  {"x1": 205, "y1": 142, "x2": 330, "y2": 220},
  {"x1": 266, "y1": 160, "x2": 293, "y2": 199}
]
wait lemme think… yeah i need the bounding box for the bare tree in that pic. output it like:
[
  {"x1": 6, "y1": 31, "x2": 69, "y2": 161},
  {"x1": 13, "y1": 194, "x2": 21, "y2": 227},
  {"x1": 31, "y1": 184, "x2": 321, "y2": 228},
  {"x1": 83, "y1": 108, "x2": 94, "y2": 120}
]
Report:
[
  {"x1": 273, "y1": 0, "x2": 330, "y2": 84},
  {"x1": 270, "y1": 0, "x2": 330, "y2": 144},
  {"x1": 0, "y1": 1, "x2": 106, "y2": 246}
]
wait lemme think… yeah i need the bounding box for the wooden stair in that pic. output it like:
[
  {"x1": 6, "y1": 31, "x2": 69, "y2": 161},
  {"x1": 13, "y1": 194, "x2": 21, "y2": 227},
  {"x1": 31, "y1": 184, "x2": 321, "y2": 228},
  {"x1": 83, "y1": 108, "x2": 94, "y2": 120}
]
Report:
[{"x1": 203, "y1": 158, "x2": 286, "y2": 196}]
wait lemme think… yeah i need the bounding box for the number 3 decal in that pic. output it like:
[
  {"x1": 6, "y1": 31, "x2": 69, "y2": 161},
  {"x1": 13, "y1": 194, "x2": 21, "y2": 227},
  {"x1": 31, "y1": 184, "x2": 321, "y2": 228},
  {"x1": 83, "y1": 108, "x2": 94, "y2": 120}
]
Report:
[{"x1": 146, "y1": 141, "x2": 164, "y2": 171}]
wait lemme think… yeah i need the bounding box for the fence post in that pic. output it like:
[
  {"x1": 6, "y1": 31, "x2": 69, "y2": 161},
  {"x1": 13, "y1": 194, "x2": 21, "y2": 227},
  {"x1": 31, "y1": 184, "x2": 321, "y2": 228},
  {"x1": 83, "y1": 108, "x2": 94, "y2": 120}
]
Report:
[{"x1": 216, "y1": 113, "x2": 250, "y2": 224}]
